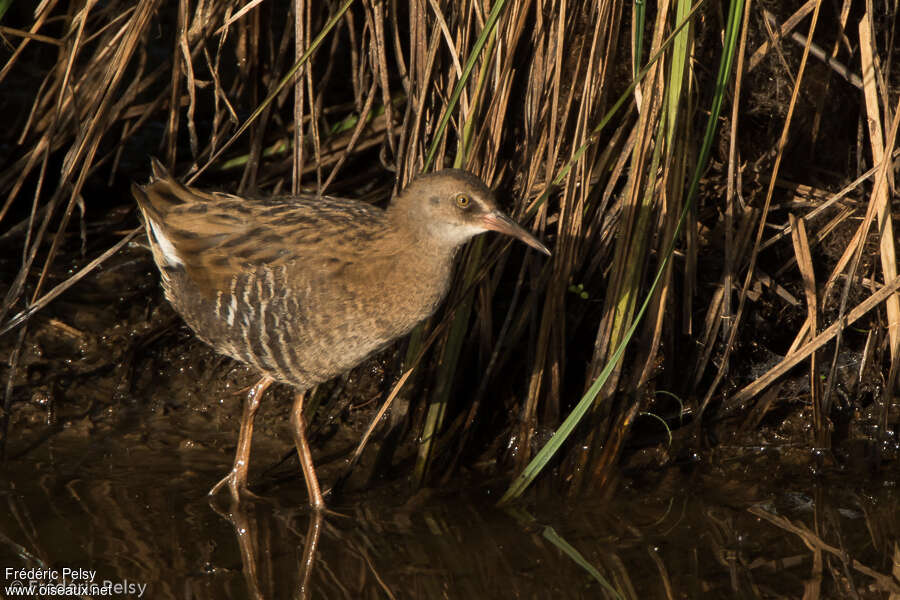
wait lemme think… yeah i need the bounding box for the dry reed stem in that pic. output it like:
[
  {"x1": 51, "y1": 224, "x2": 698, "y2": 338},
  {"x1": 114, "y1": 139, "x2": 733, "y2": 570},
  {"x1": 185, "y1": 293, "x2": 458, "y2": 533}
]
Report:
[
  {"x1": 698, "y1": 0, "x2": 824, "y2": 419},
  {"x1": 747, "y1": 1, "x2": 817, "y2": 73},
  {"x1": 726, "y1": 273, "x2": 900, "y2": 409},
  {"x1": 1, "y1": 0, "x2": 898, "y2": 495},
  {"x1": 721, "y1": 0, "x2": 751, "y2": 356},
  {"x1": 858, "y1": 13, "x2": 899, "y2": 361},
  {"x1": 789, "y1": 215, "x2": 824, "y2": 445},
  {"x1": 749, "y1": 506, "x2": 900, "y2": 594}
]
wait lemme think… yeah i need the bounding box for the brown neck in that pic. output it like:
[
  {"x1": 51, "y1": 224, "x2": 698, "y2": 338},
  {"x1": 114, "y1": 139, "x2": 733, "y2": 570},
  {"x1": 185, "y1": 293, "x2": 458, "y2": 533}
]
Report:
[{"x1": 386, "y1": 201, "x2": 441, "y2": 255}]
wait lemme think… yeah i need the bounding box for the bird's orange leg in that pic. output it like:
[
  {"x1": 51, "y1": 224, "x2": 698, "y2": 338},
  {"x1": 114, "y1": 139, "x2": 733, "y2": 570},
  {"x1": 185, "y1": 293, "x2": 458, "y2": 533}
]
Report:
[
  {"x1": 209, "y1": 375, "x2": 274, "y2": 502},
  {"x1": 290, "y1": 391, "x2": 325, "y2": 510}
]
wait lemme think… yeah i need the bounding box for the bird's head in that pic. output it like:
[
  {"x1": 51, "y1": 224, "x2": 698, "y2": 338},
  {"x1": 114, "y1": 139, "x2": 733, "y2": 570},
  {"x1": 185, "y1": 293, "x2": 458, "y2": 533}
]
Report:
[{"x1": 389, "y1": 169, "x2": 550, "y2": 255}]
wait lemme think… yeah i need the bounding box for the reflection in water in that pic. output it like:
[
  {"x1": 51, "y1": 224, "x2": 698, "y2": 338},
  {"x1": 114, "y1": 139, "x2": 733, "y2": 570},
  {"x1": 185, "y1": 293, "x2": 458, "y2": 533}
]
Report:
[
  {"x1": 1, "y1": 432, "x2": 898, "y2": 598},
  {"x1": 209, "y1": 499, "x2": 324, "y2": 600},
  {"x1": 297, "y1": 510, "x2": 322, "y2": 599}
]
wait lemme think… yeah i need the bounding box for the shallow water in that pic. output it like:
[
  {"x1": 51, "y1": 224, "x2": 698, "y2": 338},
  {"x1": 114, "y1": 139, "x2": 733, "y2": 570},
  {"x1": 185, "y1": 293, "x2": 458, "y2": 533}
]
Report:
[
  {"x1": 0, "y1": 247, "x2": 898, "y2": 598},
  {"x1": 2, "y1": 408, "x2": 898, "y2": 599}
]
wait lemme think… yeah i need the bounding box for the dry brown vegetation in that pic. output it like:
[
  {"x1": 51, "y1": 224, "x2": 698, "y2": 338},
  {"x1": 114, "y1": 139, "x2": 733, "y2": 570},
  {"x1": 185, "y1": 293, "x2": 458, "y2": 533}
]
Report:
[
  {"x1": 0, "y1": 0, "x2": 898, "y2": 505},
  {"x1": 2, "y1": 1, "x2": 900, "y2": 598}
]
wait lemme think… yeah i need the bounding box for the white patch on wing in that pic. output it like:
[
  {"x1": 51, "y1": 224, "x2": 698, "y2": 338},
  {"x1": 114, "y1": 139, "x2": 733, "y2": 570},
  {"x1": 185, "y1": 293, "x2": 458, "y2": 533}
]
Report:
[
  {"x1": 148, "y1": 219, "x2": 183, "y2": 266},
  {"x1": 227, "y1": 278, "x2": 237, "y2": 327}
]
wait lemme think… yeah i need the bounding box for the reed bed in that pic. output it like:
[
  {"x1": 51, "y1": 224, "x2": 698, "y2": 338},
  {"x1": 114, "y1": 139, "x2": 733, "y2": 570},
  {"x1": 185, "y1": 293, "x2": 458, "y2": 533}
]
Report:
[{"x1": 0, "y1": 0, "x2": 897, "y2": 504}]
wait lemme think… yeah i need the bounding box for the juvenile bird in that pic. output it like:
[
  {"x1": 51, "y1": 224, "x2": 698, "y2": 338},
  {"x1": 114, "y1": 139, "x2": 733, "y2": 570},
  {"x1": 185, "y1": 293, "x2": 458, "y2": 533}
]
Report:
[{"x1": 132, "y1": 160, "x2": 549, "y2": 509}]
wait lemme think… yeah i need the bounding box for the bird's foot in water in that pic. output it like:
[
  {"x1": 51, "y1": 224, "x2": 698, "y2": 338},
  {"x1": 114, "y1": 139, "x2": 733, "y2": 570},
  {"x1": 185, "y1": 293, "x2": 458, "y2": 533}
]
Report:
[{"x1": 209, "y1": 469, "x2": 265, "y2": 503}]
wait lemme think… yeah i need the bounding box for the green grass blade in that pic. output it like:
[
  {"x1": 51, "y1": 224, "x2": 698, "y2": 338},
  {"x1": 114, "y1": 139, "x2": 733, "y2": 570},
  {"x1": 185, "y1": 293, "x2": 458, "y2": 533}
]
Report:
[
  {"x1": 422, "y1": 0, "x2": 507, "y2": 171},
  {"x1": 632, "y1": 0, "x2": 646, "y2": 79},
  {"x1": 498, "y1": 0, "x2": 744, "y2": 505},
  {"x1": 196, "y1": 0, "x2": 355, "y2": 177},
  {"x1": 0, "y1": 0, "x2": 13, "y2": 23},
  {"x1": 543, "y1": 526, "x2": 625, "y2": 599},
  {"x1": 525, "y1": 0, "x2": 707, "y2": 220}
]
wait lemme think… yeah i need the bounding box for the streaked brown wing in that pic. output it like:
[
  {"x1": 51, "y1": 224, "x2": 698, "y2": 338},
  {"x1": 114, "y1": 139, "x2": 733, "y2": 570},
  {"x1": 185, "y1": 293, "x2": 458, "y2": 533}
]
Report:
[{"x1": 133, "y1": 163, "x2": 391, "y2": 295}]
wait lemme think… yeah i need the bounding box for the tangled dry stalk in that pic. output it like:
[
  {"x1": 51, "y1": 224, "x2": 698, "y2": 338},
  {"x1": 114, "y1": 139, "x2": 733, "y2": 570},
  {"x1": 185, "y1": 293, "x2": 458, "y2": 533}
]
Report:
[{"x1": 0, "y1": 0, "x2": 898, "y2": 501}]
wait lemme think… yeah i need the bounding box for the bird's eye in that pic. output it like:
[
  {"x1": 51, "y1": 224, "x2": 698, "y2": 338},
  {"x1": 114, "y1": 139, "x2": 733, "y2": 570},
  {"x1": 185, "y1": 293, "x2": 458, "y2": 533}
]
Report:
[{"x1": 455, "y1": 194, "x2": 471, "y2": 209}]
